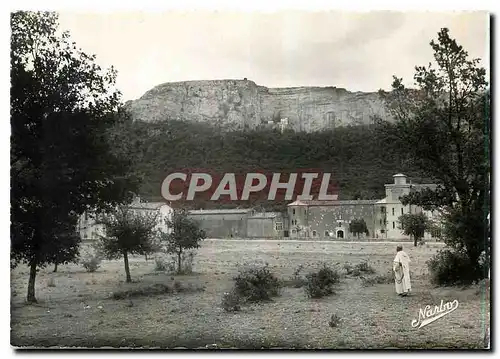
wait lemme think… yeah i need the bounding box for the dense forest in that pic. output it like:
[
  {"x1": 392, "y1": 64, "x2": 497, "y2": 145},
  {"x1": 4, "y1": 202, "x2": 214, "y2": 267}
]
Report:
[{"x1": 112, "y1": 117, "x2": 430, "y2": 211}]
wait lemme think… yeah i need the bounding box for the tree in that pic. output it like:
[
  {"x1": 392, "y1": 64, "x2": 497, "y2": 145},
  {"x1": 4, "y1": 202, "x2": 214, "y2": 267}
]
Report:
[
  {"x1": 50, "y1": 219, "x2": 81, "y2": 272},
  {"x1": 399, "y1": 213, "x2": 430, "y2": 247},
  {"x1": 377, "y1": 28, "x2": 490, "y2": 280},
  {"x1": 349, "y1": 218, "x2": 369, "y2": 239},
  {"x1": 163, "y1": 209, "x2": 206, "y2": 274},
  {"x1": 98, "y1": 208, "x2": 159, "y2": 282},
  {"x1": 11, "y1": 11, "x2": 140, "y2": 302}
]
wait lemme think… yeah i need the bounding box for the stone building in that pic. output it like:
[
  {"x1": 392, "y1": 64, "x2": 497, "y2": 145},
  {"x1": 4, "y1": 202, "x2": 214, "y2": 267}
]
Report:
[
  {"x1": 247, "y1": 212, "x2": 289, "y2": 238},
  {"x1": 378, "y1": 173, "x2": 438, "y2": 240},
  {"x1": 187, "y1": 208, "x2": 254, "y2": 238},
  {"x1": 287, "y1": 199, "x2": 378, "y2": 240},
  {"x1": 78, "y1": 197, "x2": 173, "y2": 241},
  {"x1": 286, "y1": 173, "x2": 440, "y2": 240}
]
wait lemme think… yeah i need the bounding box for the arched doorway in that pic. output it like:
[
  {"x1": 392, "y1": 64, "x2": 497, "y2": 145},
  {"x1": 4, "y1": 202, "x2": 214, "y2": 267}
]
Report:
[{"x1": 337, "y1": 230, "x2": 344, "y2": 239}]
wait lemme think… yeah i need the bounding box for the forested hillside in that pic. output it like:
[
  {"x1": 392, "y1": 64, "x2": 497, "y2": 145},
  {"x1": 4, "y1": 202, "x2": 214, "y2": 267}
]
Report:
[{"x1": 111, "y1": 118, "x2": 429, "y2": 211}]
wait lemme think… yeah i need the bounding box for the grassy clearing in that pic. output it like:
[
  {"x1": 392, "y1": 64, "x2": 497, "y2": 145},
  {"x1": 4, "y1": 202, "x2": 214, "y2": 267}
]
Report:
[{"x1": 11, "y1": 240, "x2": 489, "y2": 349}]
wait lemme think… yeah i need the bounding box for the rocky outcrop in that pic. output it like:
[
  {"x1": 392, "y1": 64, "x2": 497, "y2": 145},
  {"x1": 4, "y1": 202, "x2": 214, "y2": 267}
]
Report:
[{"x1": 125, "y1": 79, "x2": 390, "y2": 132}]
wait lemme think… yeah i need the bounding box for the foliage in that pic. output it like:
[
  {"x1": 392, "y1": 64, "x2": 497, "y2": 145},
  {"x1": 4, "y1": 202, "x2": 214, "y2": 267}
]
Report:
[
  {"x1": 349, "y1": 218, "x2": 369, "y2": 239},
  {"x1": 80, "y1": 252, "x2": 101, "y2": 273},
  {"x1": 427, "y1": 249, "x2": 476, "y2": 286},
  {"x1": 221, "y1": 290, "x2": 242, "y2": 312},
  {"x1": 377, "y1": 28, "x2": 490, "y2": 283},
  {"x1": 304, "y1": 264, "x2": 340, "y2": 298},
  {"x1": 162, "y1": 209, "x2": 206, "y2": 274},
  {"x1": 154, "y1": 254, "x2": 173, "y2": 272},
  {"x1": 123, "y1": 117, "x2": 430, "y2": 209},
  {"x1": 354, "y1": 261, "x2": 376, "y2": 274},
  {"x1": 329, "y1": 314, "x2": 342, "y2": 328},
  {"x1": 399, "y1": 212, "x2": 431, "y2": 247},
  {"x1": 10, "y1": 11, "x2": 140, "y2": 302},
  {"x1": 233, "y1": 264, "x2": 281, "y2": 303},
  {"x1": 282, "y1": 264, "x2": 309, "y2": 288},
  {"x1": 99, "y1": 207, "x2": 158, "y2": 282}
]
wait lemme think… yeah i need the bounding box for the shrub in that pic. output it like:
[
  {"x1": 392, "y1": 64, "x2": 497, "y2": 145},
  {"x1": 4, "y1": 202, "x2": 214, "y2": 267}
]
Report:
[
  {"x1": 304, "y1": 264, "x2": 340, "y2": 298},
  {"x1": 343, "y1": 262, "x2": 354, "y2": 275},
  {"x1": 154, "y1": 255, "x2": 175, "y2": 272},
  {"x1": 283, "y1": 264, "x2": 307, "y2": 288},
  {"x1": 177, "y1": 250, "x2": 195, "y2": 274},
  {"x1": 80, "y1": 252, "x2": 101, "y2": 273},
  {"x1": 221, "y1": 290, "x2": 242, "y2": 312},
  {"x1": 329, "y1": 313, "x2": 342, "y2": 328},
  {"x1": 427, "y1": 249, "x2": 476, "y2": 286},
  {"x1": 233, "y1": 264, "x2": 281, "y2": 303},
  {"x1": 354, "y1": 261, "x2": 376, "y2": 274}
]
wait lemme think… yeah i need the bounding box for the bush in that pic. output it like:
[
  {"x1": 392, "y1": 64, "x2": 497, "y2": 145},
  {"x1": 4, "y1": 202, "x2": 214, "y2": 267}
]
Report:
[
  {"x1": 282, "y1": 264, "x2": 307, "y2": 288},
  {"x1": 80, "y1": 252, "x2": 101, "y2": 273},
  {"x1": 427, "y1": 249, "x2": 476, "y2": 286},
  {"x1": 154, "y1": 255, "x2": 175, "y2": 272},
  {"x1": 329, "y1": 313, "x2": 342, "y2": 328},
  {"x1": 354, "y1": 261, "x2": 376, "y2": 274},
  {"x1": 233, "y1": 264, "x2": 281, "y2": 303},
  {"x1": 177, "y1": 250, "x2": 195, "y2": 274},
  {"x1": 343, "y1": 262, "x2": 353, "y2": 275},
  {"x1": 304, "y1": 265, "x2": 340, "y2": 298},
  {"x1": 221, "y1": 290, "x2": 242, "y2": 312}
]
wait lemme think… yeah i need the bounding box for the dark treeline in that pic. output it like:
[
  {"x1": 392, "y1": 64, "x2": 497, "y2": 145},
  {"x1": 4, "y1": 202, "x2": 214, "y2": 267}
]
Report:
[{"x1": 118, "y1": 119, "x2": 429, "y2": 211}]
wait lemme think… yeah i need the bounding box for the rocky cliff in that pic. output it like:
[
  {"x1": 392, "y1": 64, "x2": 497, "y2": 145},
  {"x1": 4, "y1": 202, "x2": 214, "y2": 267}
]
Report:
[{"x1": 124, "y1": 79, "x2": 390, "y2": 131}]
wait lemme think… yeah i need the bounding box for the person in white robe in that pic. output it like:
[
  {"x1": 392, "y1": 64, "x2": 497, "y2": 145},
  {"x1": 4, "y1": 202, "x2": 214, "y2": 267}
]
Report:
[{"x1": 393, "y1": 245, "x2": 411, "y2": 296}]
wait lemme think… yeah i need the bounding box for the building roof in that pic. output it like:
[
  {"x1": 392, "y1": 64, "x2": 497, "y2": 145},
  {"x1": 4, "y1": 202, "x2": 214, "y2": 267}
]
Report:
[
  {"x1": 188, "y1": 208, "x2": 253, "y2": 215},
  {"x1": 249, "y1": 212, "x2": 280, "y2": 219},
  {"x1": 288, "y1": 199, "x2": 378, "y2": 206},
  {"x1": 128, "y1": 202, "x2": 170, "y2": 210}
]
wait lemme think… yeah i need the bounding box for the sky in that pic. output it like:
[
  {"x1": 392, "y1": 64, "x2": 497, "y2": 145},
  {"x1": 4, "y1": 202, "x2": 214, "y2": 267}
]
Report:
[{"x1": 57, "y1": 11, "x2": 490, "y2": 101}]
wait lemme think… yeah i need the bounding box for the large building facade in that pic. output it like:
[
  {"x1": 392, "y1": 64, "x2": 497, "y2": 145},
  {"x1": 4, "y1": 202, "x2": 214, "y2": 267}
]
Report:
[{"x1": 287, "y1": 173, "x2": 440, "y2": 240}]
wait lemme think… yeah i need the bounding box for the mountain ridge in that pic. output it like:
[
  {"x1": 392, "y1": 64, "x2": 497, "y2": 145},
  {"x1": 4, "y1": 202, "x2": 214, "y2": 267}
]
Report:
[{"x1": 124, "y1": 79, "x2": 390, "y2": 131}]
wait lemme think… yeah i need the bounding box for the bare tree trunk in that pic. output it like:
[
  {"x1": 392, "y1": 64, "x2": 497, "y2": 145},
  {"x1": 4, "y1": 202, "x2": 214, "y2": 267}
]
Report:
[
  {"x1": 177, "y1": 249, "x2": 182, "y2": 274},
  {"x1": 414, "y1": 236, "x2": 418, "y2": 247},
  {"x1": 27, "y1": 261, "x2": 37, "y2": 303},
  {"x1": 144, "y1": 253, "x2": 148, "y2": 261},
  {"x1": 123, "y1": 251, "x2": 132, "y2": 283},
  {"x1": 53, "y1": 262, "x2": 58, "y2": 272}
]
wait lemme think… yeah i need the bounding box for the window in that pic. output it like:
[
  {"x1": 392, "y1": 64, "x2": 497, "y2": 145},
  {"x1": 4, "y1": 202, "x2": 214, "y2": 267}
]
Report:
[
  {"x1": 325, "y1": 231, "x2": 330, "y2": 237},
  {"x1": 312, "y1": 230, "x2": 317, "y2": 237},
  {"x1": 275, "y1": 222, "x2": 283, "y2": 231},
  {"x1": 379, "y1": 219, "x2": 382, "y2": 225},
  {"x1": 338, "y1": 222, "x2": 342, "y2": 227},
  {"x1": 292, "y1": 229, "x2": 297, "y2": 234},
  {"x1": 392, "y1": 208, "x2": 395, "y2": 216},
  {"x1": 381, "y1": 207, "x2": 385, "y2": 213},
  {"x1": 292, "y1": 209, "x2": 296, "y2": 215},
  {"x1": 401, "y1": 208, "x2": 404, "y2": 215},
  {"x1": 392, "y1": 222, "x2": 395, "y2": 229},
  {"x1": 381, "y1": 229, "x2": 385, "y2": 234}
]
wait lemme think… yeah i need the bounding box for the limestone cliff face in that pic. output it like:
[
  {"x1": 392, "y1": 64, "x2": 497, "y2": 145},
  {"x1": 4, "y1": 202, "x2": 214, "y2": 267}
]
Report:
[{"x1": 125, "y1": 79, "x2": 390, "y2": 131}]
